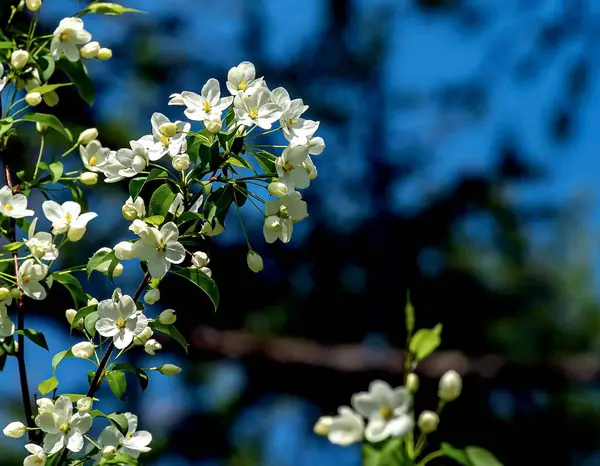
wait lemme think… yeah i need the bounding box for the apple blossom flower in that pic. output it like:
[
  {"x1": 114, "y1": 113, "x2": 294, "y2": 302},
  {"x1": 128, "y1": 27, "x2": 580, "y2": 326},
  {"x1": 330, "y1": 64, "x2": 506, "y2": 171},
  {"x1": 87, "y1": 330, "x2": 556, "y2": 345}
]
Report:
[
  {"x1": 80, "y1": 41, "x2": 100, "y2": 59},
  {"x1": 263, "y1": 192, "x2": 308, "y2": 244},
  {"x1": 99, "y1": 150, "x2": 128, "y2": 183},
  {"x1": 23, "y1": 443, "x2": 46, "y2": 466},
  {"x1": 51, "y1": 17, "x2": 92, "y2": 62},
  {"x1": 327, "y1": 407, "x2": 364, "y2": 446},
  {"x1": 145, "y1": 113, "x2": 189, "y2": 161},
  {"x1": 131, "y1": 222, "x2": 185, "y2": 278},
  {"x1": 0, "y1": 186, "x2": 34, "y2": 218},
  {"x1": 42, "y1": 200, "x2": 97, "y2": 242},
  {"x1": 350, "y1": 380, "x2": 414, "y2": 443},
  {"x1": 270, "y1": 87, "x2": 319, "y2": 144},
  {"x1": 158, "y1": 309, "x2": 176, "y2": 325},
  {"x1": 182, "y1": 78, "x2": 233, "y2": 124},
  {"x1": 80, "y1": 140, "x2": 109, "y2": 172},
  {"x1": 275, "y1": 143, "x2": 311, "y2": 191},
  {"x1": 115, "y1": 139, "x2": 150, "y2": 177},
  {"x1": 98, "y1": 413, "x2": 151, "y2": 458},
  {"x1": 17, "y1": 259, "x2": 48, "y2": 300},
  {"x1": 35, "y1": 395, "x2": 92, "y2": 454},
  {"x1": 76, "y1": 397, "x2": 93, "y2": 414},
  {"x1": 72, "y1": 341, "x2": 94, "y2": 359},
  {"x1": 191, "y1": 251, "x2": 209, "y2": 269},
  {"x1": 95, "y1": 292, "x2": 148, "y2": 349},
  {"x1": 143, "y1": 288, "x2": 160, "y2": 305},
  {"x1": 122, "y1": 196, "x2": 146, "y2": 221},
  {"x1": 233, "y1": 88, "x2": 282, "y2": 129},
  {"x1": 226, "y1": 61, "x2": 265, "y2": 96},
  {"x1": 3, "y1": 421, "x2": 27, "y2": 438},
  {"x1": 78, "y1": 128, "x2": 98, "y2": 145},
  {"x1": 26, "y1": 218, "x2": 59, "y2": 261},
  {"x1": 144, "y1": 339, "x2": 161, "y2": 355}
]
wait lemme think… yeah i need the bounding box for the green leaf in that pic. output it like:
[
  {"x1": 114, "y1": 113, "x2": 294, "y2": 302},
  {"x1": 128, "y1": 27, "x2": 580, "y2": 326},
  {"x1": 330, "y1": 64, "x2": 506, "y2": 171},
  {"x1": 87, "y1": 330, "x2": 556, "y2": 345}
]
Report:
[
  {"x1": 106, "y1": 413, "x2": 129, "y2": 435},
  {"x1": 233, "y1": 181, "x2": 248, "y2": 207},
  {"x1": 38, "y1": 375, "x2": 58, "y2": 396},
  {"x1": 442, "y1": 443, "x2": 471, "y2": 466},
  {"x1": 465, "y1": 447, "x2": 503, "y2": 466},
  {"x1": 363, "y1": 440, "x2": 413, "y2": 466},
  {"x1": 0, "y1": 117, "x2": 14, "y2": 138},
  {"x1": 36, "y1": 55, "x2": 56, "y2": 82},
  {"x1": 106, "y1": 371, "x2": 127, "y2": 400},
  {"x1": 84, "y1": 2, "x2": 144, "y2": 15},
  {"x1": 52, "y1": 349, "x2": 73, "y2": 371},
  {"x1": 86, "y1": 249, "x2": 112, "y2": 278},
  {"x1": 53, "y1": 272, "x2": 88, "y2": 308},
  {"x1": 178, "y1": 211, "x2": 204, "y2": 225},
  {"x1": 84, "y1": 311, "x2": 100, "y2": 337},
  {"x1": 130, "y1": 168, "x2": 169, "y2": 200},
  {"x1": 27, "y1": 83, "x2": 72, "y2": 96},
  {"x1": 228, "y1": 154, "x2": 255, "y2": 172},
  {"x1": 56, "y1": 59, "x2": 94, "y2": 106},
  {"x1": 405, "y1": 290, "x2": 415, "y2": 335},
  {"x1": 70, "y1": 304, "x2": 97, "y2": 332},
  {"x1": 48, "y1": 161, "x2": 63, "y2": 183},
  {"x1": 102, "y1": 452, "x2": 140, "y2": 465},
  {"x1": 144, "y1": 215, "x2": 165, "y2": 226},
  {"x1": 409, "y1": 323, "x2": 442, "y2": 361},
  {"x1": 0, "y1": 41, "x2": 14, "y2": 49},
  {"x1": 61, "y1": 393, "x2": 99, "y2": 402},
  {"x1": 150, "y1": 321, "x2": 188, "y2": 353},
  {"x1": 172, "y1": 267, "x2": 219, "y2": 311},
  {"x1": 15, "y1": 329, "x2": 48, "y2": 351},
  {"x1": 21, "y1": 113, "x2": 72, "y2": 142},
  {"x1": 252, "y1": 150, "x2": 276, "y2": 174},
  {"x1": 0, "y1": 241, "x2": 23, "y2": 252},
  {"x1": 113, "y1": 363, "x2": 149, "y2": 391},
  {"x1": 149, "y1": 183, "x2": 177, "y2": 217}
]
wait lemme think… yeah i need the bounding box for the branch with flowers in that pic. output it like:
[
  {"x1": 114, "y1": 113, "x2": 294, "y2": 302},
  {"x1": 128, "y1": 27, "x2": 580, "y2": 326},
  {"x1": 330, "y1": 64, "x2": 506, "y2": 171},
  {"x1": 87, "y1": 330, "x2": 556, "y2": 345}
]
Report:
[{"x1": 0, "y1": 1, "x2": 324, "y2": 465}]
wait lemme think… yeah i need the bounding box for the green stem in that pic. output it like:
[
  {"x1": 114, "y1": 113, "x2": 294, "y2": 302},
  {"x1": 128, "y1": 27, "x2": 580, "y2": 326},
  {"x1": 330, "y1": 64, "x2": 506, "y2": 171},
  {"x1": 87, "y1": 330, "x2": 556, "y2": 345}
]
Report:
[
  {"x1": 245, "y1": 125, "x2": 281, "y2": 141},
  {"x1": 234, "y1": 202, "x2": 251, "y2": 248},
  {"x1": 417, "y1": 450, "x2": 444, "y2": 465},
  {"x1": 60, "y1": 143, "x2": 79, "y2": 159},
  {"x1": 33, "y1": 136, "x2": 45, "y2": 180}
]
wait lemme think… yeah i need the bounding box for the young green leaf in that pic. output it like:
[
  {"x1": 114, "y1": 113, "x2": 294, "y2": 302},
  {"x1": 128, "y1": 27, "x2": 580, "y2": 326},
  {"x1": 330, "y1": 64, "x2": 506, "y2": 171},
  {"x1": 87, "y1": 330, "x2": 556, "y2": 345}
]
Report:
[
  {"x1": 52, "y1": 349, "x2": 74, "y2": 371},
  {"x1": 150, "y1": 321, "x2": 189, "y2": 353},
  {"x1": 172, "y1": 267, "x2": 219, "y2": 311},
  {"x1": 84, "y1": 2, "x2": 144, "y2": 15},
  {"x1": 38, "y1": 375, "x2": 59, "y2": 396},
  {"x1": 106, "y1": 413, "x2": 129, "y2": 436},
  {"x1": 15, "y1": 329, "x2": 48, "y2": 351},
  {"x1": 53, "y1": 272, "x2": 88, "y2": 308},
  {"x1": 86, "y1": 248, "x2": 113, "y2": 278},
  {"x1": 69, "y1": 304, "x2": 97, "y2": 332},
  {"x1": 49, "y1": 161, "x2": 64, "y2": 183},
  {"x1": 56, "y1": 59, "x2": 94, "y2": 106},
  {"x1": 112, "y1": 363, "x2": 149, "y2": 391},
  {"x1": 465, "y1": 447, "x2": 503, "y2": 466},
  {"x1": 21, "y1": 113, "x2": 72, "y2": 142},
  {"x1": 409, "y1": 323, "x2": 442, "y2": 361},
  {"x1": 144, "y1": 215, "x2": 165, "y2": 226},
  {"x1": 26, "y1": 83, "x2": 72, "y2": 96},
  {"x1": 106, "y1": 371, "x2": 127, "y2": 400},
  {"x1": 441, "y1": 443, "x2": 471, "y2": 466},
  {"x1": 0, "y1": 241, "x2": 23, "y2": 252},
  {"x1": 84, "y1": 311, "x2": 100, "y2": 337},
  {"x1": 405, "y1": 290, "x2": 415, "y2": 336},
  {"x1": 149, "y1": 183, "x2": 178, "y2": 217}
]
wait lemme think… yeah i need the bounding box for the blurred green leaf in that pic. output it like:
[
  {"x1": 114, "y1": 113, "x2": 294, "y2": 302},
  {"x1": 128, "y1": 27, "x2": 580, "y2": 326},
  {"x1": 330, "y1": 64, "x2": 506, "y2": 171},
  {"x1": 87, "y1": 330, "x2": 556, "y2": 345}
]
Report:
[
  {"x1": 409, "y1": 323, "x2": 442, "y2": 361},
  {"x1": 38, "y1": 375, "x2": 58, "y2": 396},
  {"x1": 15, "y1": 328, "x2": 48, "y2": 351},
  {"x1": 172, "y1": 267, "x2": 219, "y2": 311},
  {"x1": 21, "y1": 113, "x2": 72, "y2": 142}
]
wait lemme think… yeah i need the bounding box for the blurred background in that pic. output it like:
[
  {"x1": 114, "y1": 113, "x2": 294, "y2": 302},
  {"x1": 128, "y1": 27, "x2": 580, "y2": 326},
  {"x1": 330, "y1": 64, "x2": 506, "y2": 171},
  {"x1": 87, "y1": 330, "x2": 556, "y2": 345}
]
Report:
[{"x1": 2, "y1": 0, "x2": 600, "y2": 464}]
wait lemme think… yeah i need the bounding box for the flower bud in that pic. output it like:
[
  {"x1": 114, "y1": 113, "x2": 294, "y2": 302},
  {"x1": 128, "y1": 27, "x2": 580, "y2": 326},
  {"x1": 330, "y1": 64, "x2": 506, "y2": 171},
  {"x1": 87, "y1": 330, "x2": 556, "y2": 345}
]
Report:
[
  {"x1": 268, "y1": 182, "x2": 288, "y2": 198},
  {"x1": 144, "y1": 338, "x2": 162, "y2": 355},
  {"x1": 97, "y1": 48, "x2": 113, "y2": 60},
  {"x1": 80, "y1": 171, "x2": 98, "y2": 185},
  {"x1": 10, "y1": 50, "x2": 29, "y2": 70},
  {"x1": 43, "y1": 91, "x2": 59, "y2": 107},
  {"x1": 200, "y1": 220, "x2": 224, "y2": 236},
  {"x1": 65, "y1": 308, "x2": 83, "y2": 330},
  {"x1": 72, "y1": 341, "x2": 94, "y2": 359},
  {"x1": 114, "y1": 241, "x2": 135, "y2": 261},
  {"x1": 88, "y1": 297, "x2": 98, "y2": 306},
  {"x1": 172, "y1": 154, "x2": 190, "y2": 171},
  {"x1": 76, "y1": 397, "x2": 93, "y2": 413},
  {"x1": 205, "y1": 118, "x2": 222, "y2": 134},
  {"x1": 3, "y1": 421, "x2": 26, "y2": 438},
  {"x1": 438, "y1": 370, "x2": 462, "y2": 402},
  {"x1": 80, "y1": 41, "x2": 100, "y2": 59},
  {"x1": 313, "y1": 416, "x2": 333, "y2": 436},
  {"x1": 264, "y1": 215, "x2": 281, "y2": 232},
  {"x1": 129, "y1": 219, "x2": 148, "y2": 235},
  {"x1": 200, "y1": 266, "x2": 212, "y2": 277},
  {"x1": 36, "y1": 398, "x2": 54, "y2": 413},
  {"x1": 102, "y1": 445, "x2": 117, "y2": 460},
  {"x1": 406, "y1": 373, "x2": 419, "y2": 393},
  {"x1": 158, "y1": 309, "x2": 176, "y2": 325},
  {"x1": 133, "y1": 326, "x2": 153, "y2": 346},
  {"x1": 418, "y1": 410, "x2": 439, "y2": 434},
  {"x1": 191, "y1": 251, "x2": 210, "y2": 268},
  {"x1": 26, "y1": 0, "x2": 41, "y2": 11},
  {"x1": 246, "y1": 250, "x2": 263, "y2": 273},
  {"x1": 25, "y1": 92, "x2": 42, "y2": 107},
  {"x1": 0, "y1": 287, "x2": 10, "y2": 301},
  {"x1": 159, "y1": 122, "x2": 178, "y2": 138},
  {"x1": 36, "y1": 122, "x2": 47, "y2": 134},
  {"x1": 157, "y1": 363, "x2": 182, "y2": 376},
  {"x1": 10, "y1": 288, "x2": 21, "y2": 300},
  {"x1": 78, "y1": 128, "x2": 98, "y2": 145},
  {"x1": 122, "y1": 205, "x2": 138, "y2": 221},
  {"x1": 144, "y1": 288, "x2": 160, "y2": 305},
  {"x1": 67, "y1": 225, "x2": 87, "y2": 242}
]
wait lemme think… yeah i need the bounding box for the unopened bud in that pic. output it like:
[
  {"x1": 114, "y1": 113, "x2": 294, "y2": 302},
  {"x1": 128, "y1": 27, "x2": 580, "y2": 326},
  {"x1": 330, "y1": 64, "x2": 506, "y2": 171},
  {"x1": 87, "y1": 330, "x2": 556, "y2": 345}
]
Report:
[
  {"x1": 418, "y1": 410, "x2": 439, "y2": 434},
  {"x1": 36, "y1": 122, "x2": 48, "y2": 134},
  {"x1": 313, "y1": 416, "x2": 333, "y2": 436},
  {"x1": 10, "y1": 50, "x2": 29, "y2": 70},
  {"x1": 78, "y1": 128, "x2": 98, "y2": 145},
  {"x1": 144, "y1": 288, "x2": 160, "y2": 305},
  {"x1": 122, "y1": 204, "x2": 138, "y2": 221},
  {"x1": 72, "y1": 341, "x2": 94, "y2": 359},
  {"x1": 246, "y1": 250, "x2": 263, "y2": 273},
  {"x1": 43, "y1": 91, "x2": 59, "y2": 107},
  {"x1": 65, "y1": 308, "x2": 83, "y2": 330},
  {"x1": 87, "y1": 297, "x2": 98, "y2": 306},
  {"x1": 268, "y1": 182, "x2": 288, "y2": 198},
  {"x1": 76, "y1": 397, "x2": 93, "y2": 413},
  {"x1": 157, "y1": 363, "x2": 182, "y2": 376},
  {"x1": 200, "y1": 266, "x2": 212, "y2": 277},
  {"x1": 10, "y1": 288, "x2": 21, "y2": 300},
  {"x1": 144, "y1": 338, "x2": 162, "y2": 355},
  {"x1": 80, "y1": 171, "x2": 98, "y2": 185},
  {"x1": 205, "y1": 118, "x2": 222, "y2": 134},
  {"x1": 158, "y1": 309, "x2": 176, "y2": 325},
  {"x1": 264, "y1": 215, "x2": 281, "y2": 232},
  {"x1": 406, "y1": 373, "x2": 419, "y2": 393},
  {"x1": 114, "y1": 241, "x2": 134, "y2": 260},
  {"x1": 102, "y1": 445, "x2": 117, "y2": 460},
  {"x1": 172, "y1": 154, "x2": 190, "y2": 171},
  {"x1": 25, "y1": 91, "x2": 42, "y2": 107},
  {"x1": 191, "y1": 251, "x2": 209, "y2": 268},
  {"x1": 0, "y1": 287, "x2": 10, "y2": 301},
  {"x1": 438, "y1": 370, "x2": 462, "y2": 402},
  {"x1": 3, "y1": 421, "x2": 26, "y2": 438},
  {"x1": 159, "y1": 122, "x2": 177, "y2": 138},
  {"x1": 26, "y1": 0, "x2": 41, "y2": 11},
  {"x1": 36, "y1": 398, "x2": 54, "y2": 413},
  {"x1": 133, "y1": 326, "x2": 153, "y2": 346},
  {"x1": 80, "y1": 41, "x2": 100, "y2": 59},
  {"x1": 97, "y1": 48, "x2": 112, "y2": 60}
]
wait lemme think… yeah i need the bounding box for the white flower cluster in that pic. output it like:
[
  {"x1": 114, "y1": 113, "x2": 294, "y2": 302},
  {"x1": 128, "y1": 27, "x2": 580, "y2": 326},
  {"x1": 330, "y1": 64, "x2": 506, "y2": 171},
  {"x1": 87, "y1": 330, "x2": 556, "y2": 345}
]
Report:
[
  {"x1": 314, "y1": 380, "x2": 414, "y2": 446},
  {"x1": 51, "y1": 17, "x2": 111, "y2": 62}
]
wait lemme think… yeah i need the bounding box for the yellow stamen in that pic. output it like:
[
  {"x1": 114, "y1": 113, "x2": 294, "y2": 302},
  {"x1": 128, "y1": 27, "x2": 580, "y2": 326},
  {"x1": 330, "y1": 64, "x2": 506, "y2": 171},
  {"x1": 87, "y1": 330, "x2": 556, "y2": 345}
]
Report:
[
  {"x1": 65, "y1": 213, "x2": 72, "y2": 223},
  {"x1": 160, "y1": 136, "x2": 170, "y2": 147},
  {"x1": 288, "y1": 119, "x2": 297, "y2": 126},
  {"x1": 59, "y1": 32, "x2": 69, "y2": 42},
  {"x1": 249, "y1": 108, "x2": 259, "y2": 120},
  {"x1": 379, "y1": 406, "x2": 393, "y2": 420},
  {"x1": 126, "y1": 433, "x2": 133, "y2": 440},
  {"x1": 283, "y1": 162, "x2": 294, "y2": 172},
  {"x1": 59, "y1": 423, "x2": 69, "y2": 433},
  {"x1": 116, "y1": 318, "x2": 126, "y2": 329},
  {"x1": 89, "y1": 156, "x2": 97, "y2": 166},
  {"x1": 203, "y1": 101, "x2": 212, "y2": 113},
  {"x1": 238, "y1": 80, "x2": 247, "y2": 91},
  {"x1": 22, "y1": 275, "x2": 30, "y2": 284},
  {"x1": 4, "y1": 203, "x2": 13, "y2": 212},
  {"x1": 156, "y1": 241, "x2": 166, "y2": 252}
]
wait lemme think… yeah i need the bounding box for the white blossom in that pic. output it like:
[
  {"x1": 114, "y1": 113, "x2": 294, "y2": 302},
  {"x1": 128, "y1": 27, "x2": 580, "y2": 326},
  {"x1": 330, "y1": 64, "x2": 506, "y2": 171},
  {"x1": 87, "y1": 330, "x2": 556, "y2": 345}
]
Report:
[
  {"x1": 98, "y1": 413, "x2": 151, "y2": 459},
  {"x1": 172, "y1": 154, "x2": 190, "y2": 171},
  {"x1": 263, "y1": 192, "x2": 308, "y2": 244},
  {"x1": 226, "y1": 61, "x2": 265, "y2": 96},
  {"x1": 115, "y1": 139, "x2": 151, "y2": 177},
  {"x1": 158, "y1": 309, "x2": 176, "y2": 325},
  {"x1": 76, "y1": 397, "x2": 93, "y2": 414},
  {"x1": 95, "y1": 292, "x2": 147, "y2": 349},
  {"x1": 80, "y1": 41, "x2": 100, "y2": 59},
  {"x1": 17, "y1": 259, "x2": 48, "y2": 300},
  {"x1": 99, "y1": 150, "x2": 127, "y2": 183},
  {"x1": 0, "y1": 64, "x2": 7, "y2": 94},
  {"x1": 350, "y1": 380, "x2": 414, "y2": 443},
  {"x1": 26, "y1": 218, "x2": 59, "y2": 261},
  {"x1": 182, "y1": 79, "x2": 233, "y2": 124},
  {"x1": 114, "y1": 241, "x2": 135, "y2": 260},
  {"x1": 3, "y1": 421, "x2": 27, "y2": 438},
  {"x1": 327, "y1": 407, "x2": 364, "y2": 446},
  {"x1": 11, "y1": 50, "x2": 29, "y2": 70},
  {"x1": 35, "y1": 395, "x2": 92, "y2": 454},
  {"x1": 144, "y1": 338, "x2": 161, "y2": 355},
  {"x1": 143, "y1": 288, "x2": 160, "y2": 305},
  {"x1": 191, "y1": 251, "x2": 209, "y2": 268},
  {"x1": 122, "y1": 196, "x2": 146, "y2": 221},
  {"x1": 51, "y1": 17, "x2": 92, "y2": 62},
  {"x1": 42, "y1": 201, "x2": 97, "y2": 242},
  {"x1": 80, "y1": 140, "x2": 109, "y2": 172},
  {"x1": 146, "y1": 113, "x2": 189, "y2": 161},
  {"x1": 270, "y1": 87, "x2": 318, "y2": 145},
  {"x1": 0, "y1": 186, "x2": 34, "y2": 218},
  {"x1": 23, "y1": 443, "x2": 46, "y2": 466},
  {"x1": 275, "y1": 143, "x2": 311, "y2": 191},
  {"x1": 233, "y1": 88, "x2": 282, "y2": 129},
  {"x1": 72, "y1": 341, "x2": 94, "y2": 359},
  {"x1": 131, "y1": 222, "x2": 185, "y2": 278},
  {"x1": 78, "y1": 128, "x2": 98, "y2": 145}
]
